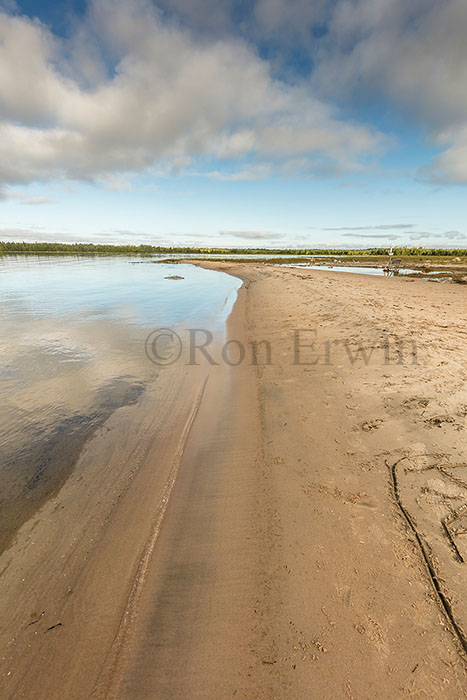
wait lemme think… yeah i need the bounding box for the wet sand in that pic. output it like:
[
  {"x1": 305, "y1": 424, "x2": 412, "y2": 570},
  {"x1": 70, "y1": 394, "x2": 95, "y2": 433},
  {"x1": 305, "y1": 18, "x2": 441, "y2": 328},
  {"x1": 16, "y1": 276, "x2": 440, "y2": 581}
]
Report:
[{"x1": 1, "y1": 264, "x2": 467, "y2": 698}]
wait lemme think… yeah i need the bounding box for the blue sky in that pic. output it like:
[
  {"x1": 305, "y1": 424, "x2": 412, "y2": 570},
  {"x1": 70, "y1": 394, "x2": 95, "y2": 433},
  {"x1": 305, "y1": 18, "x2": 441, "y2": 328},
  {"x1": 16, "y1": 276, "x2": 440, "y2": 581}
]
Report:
[{"x1": 0, "y1": 0, "x2": 466, "y2": 248}]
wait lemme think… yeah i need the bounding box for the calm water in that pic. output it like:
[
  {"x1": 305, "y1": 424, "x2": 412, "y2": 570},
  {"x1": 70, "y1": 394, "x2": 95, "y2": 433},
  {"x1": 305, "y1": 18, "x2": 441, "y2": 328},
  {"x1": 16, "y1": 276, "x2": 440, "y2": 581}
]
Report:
[
  {"x1": 0, "y1": 255, "x2": 240, "y2": 326},
  {"x1": 154, "y1": 255, "x2": 417, "y2": 276},
  {"x1": 281, "y1": 263, "x2": 414, "y2": 276},
  {"x1": 0, "y1": 256, "x2": 240, "y2": 551}
]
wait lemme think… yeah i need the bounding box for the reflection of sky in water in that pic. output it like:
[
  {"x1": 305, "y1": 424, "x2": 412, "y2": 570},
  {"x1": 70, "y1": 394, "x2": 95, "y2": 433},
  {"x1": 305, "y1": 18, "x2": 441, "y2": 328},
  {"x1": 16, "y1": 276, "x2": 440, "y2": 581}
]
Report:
[
  {"x1": 282, "y1": 264, "x2": 414, "y2": 276},
  {"x1": 0, "y1": 256, "x2": 241, "y2": 469},
  {"x1": 0, "y1": 256, "x2": 240, "y2": 328},
  {"x1": 0, "y1": 255, "x2": 242, "y2": 548}
]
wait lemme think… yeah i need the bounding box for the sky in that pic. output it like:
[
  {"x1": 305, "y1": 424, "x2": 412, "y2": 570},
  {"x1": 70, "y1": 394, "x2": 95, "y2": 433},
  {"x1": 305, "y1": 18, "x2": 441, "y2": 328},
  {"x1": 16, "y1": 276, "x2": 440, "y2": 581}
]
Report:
[{"x1": 0, "y1": 0, "x2": 466, "y2": 249}]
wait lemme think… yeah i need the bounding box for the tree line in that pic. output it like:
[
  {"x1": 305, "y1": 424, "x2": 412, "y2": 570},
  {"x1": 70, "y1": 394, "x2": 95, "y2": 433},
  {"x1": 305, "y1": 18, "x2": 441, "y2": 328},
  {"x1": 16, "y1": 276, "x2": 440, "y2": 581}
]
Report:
[{"x1": 0, "y1": 241, "x2": 466, "y2": 257}]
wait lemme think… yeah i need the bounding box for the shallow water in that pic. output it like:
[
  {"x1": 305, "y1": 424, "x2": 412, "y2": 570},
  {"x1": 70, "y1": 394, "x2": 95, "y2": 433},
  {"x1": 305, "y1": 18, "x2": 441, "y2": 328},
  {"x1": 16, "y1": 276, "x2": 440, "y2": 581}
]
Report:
[
  {"x1": 153, "y1": 254, "x2": 419, "y2": 277},
  {"x1": 0, "y1": 255, "x2": 240, "y2": 325},
  {"x1": 0, "y1": 256, "x2": 240, "y2": 551},
  {"x1": 278, "y1": 263, "x2": 415, "y2": 276}
]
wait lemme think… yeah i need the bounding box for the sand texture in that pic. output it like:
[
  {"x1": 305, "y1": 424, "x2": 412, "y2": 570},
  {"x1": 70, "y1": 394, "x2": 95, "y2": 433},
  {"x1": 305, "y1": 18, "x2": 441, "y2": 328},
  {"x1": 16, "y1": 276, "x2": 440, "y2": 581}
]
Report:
[{"x1": 1, "y1": 264, "x2": 466, "y2": 698}]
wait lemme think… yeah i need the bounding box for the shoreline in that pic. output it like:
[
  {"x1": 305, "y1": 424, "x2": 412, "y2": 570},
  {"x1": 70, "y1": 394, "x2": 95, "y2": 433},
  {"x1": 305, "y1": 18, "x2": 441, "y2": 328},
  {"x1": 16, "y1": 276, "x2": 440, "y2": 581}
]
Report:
[
  {"x1": 186, "y1": 262, "x2": 467, "y2": 695},
  {"x1": 0, "y1": 272, "x2": 261, "y2": 699},
  {"x1": 1, "y1": 263, "x2": 466, "y2": 698}
]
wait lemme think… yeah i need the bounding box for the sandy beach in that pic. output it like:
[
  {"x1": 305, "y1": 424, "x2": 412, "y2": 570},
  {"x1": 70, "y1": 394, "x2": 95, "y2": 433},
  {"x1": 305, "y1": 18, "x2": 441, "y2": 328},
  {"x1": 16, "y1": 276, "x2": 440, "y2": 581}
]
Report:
[{"x1": 1, "y1": 263, "x2": 466, "y2": 699}]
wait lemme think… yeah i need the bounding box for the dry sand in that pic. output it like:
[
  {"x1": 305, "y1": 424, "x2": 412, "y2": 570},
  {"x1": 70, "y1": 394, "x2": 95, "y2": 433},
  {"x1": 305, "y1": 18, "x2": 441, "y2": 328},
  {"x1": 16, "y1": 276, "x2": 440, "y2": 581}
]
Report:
[{"x1": 0, "y1": 263, "x2": 466, "y2": 698}]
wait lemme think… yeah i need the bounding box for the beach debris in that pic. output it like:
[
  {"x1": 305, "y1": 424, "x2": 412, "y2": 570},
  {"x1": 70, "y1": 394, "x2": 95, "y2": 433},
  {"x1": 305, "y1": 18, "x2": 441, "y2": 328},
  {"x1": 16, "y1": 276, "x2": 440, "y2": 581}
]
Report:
[
  {"x1": 387, "y1": 456, "x2": 467, "y2": 654},
  {"x1": 164, "y1": 274, "x2": 184, "y2": 280},
  {"x1": 45, "y1": 622, "x2": 63, "y2": 632},
  {"x1": 28, "y1": 611, "x2": 45, "y2": 626},
  {"x1": 425, "y1": 415, "x2": 455, "y2": 428},
  {"x1": 361, "y1": 419, "x2": 383, "y2": 432}
]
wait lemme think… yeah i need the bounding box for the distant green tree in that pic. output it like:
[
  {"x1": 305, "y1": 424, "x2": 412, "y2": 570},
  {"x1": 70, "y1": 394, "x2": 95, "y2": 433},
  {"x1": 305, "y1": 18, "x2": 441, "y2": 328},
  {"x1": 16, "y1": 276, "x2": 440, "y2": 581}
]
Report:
[{"x1": 0, "y1": 241, "x2": 466, "y2": 257}]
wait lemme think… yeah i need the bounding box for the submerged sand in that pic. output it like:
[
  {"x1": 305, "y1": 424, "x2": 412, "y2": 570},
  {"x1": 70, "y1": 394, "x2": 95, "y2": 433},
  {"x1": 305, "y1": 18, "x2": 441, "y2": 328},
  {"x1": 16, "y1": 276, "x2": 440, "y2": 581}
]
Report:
[{"x1": 0, "y1": 264, "x2": 466, "y2": 698}]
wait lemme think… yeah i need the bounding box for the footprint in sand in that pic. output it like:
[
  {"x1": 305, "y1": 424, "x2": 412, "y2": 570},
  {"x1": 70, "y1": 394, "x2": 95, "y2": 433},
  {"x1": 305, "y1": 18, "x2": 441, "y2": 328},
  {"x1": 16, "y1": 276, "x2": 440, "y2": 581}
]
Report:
[{"x1": 361, "y1": 419, "x2": 383, "y2": 432}]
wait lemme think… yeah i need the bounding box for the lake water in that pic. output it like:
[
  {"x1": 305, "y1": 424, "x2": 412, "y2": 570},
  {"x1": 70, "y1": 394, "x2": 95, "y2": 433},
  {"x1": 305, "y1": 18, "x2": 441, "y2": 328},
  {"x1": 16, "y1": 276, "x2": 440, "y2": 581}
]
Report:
[
  {"x1": 154, "y1": 255, "x2": 417, "y2": 277},
  {"x1": 0, "y1": 255, "x2": 240, "y2": 326},
  {"x1": 280, "y1": 263, "x2": 414, "y2": 276},
  {"x1": 0, "y1": 256, "x2": 240, "y2": 552}
]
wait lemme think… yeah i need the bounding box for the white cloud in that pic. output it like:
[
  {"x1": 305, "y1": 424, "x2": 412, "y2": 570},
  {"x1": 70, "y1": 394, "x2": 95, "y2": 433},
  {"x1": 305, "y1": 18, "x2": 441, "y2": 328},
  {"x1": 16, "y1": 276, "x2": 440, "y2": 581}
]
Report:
[
  {"x1": 0, "y1": 188, "x2": 53, "y2": 205},
  {"x1": 3, "y1": 0, "x2": 465, "y2": 191},
  {"x1": 342, "y1": 233, "x2": 401, "y2": 240},
  {"x1": 0, "y1": 0, "x2": 385, "y2": 188},
  {"x1": 22, "y1": 196, "x2": 54, "y2": 206},
  {"x1": 323, "y1": 223, "x2": 414, "y2": 231},
  {"x1": 253, "y1": 0, "x2": 329, "y2": 45},
  {"x1": 340, "y1": 230, "x2": 466, "y2": 242},
  {"x1": 418, "y1": 127, "x2": 467, "y2": 185},
  {"x1": 201, "y1": 165, "x2": 272, "y2": 181},
  {"x1": 0, "y1": 227, "x2": 59, "y2": 240},
  {"x1": 339, "y1": 230, "x2": 466, "y2": 242},
  {"x1": 410, "y1": 233, "x2": 432, "y2": 241},
  {"x1": 99, "y1": 175, "x2": 134, "y2": 192},
  {"x1": 443, "y1": 230, "x2": 467, "y2": 240},
  {"x1": 0, "y1": 226, "x2": 174, "y2": 245},
  {"x1": 314, "y1": 0, "x2": 467, "y2": 184},
  {"x1": 0, "y1": 0, "x2": 18, "y2": 12},
  {"x1": 156, "y1": 0, "x2": 331, "y2": 48},
  {"x1": 219, "y1": 230, "x2": 284, "y2": 240}
]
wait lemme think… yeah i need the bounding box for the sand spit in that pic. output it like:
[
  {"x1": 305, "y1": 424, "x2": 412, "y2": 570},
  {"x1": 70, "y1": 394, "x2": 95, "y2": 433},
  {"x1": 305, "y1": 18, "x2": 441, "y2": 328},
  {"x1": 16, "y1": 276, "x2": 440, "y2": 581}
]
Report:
[{"x1": 0, "y1": 264, "x2": 466, "y2": 698}]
